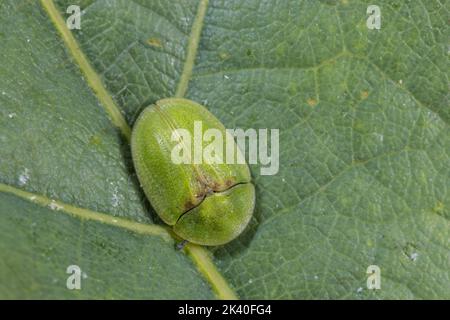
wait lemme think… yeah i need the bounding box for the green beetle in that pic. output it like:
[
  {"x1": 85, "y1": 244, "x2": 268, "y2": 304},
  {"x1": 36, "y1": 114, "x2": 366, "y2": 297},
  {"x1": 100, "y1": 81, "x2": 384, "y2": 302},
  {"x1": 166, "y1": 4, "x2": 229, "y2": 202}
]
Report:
[{"x1": 131, "y1": 98, "x2": 255, "y2": 246}]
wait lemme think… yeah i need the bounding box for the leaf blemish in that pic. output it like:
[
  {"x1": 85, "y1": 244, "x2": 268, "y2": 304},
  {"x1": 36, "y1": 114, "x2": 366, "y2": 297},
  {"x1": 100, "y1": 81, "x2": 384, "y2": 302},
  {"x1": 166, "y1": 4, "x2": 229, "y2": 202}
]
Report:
[
  {"x1": 219, "y1": 52, "x2": 230, "y2": 60},
  {"x1": 409, "y1": 252, "x2": 419, "y2": 262},
  {"x1": 373, "y1": 133, "x2": 384, "y2": 142},
  {"x1": 89, "y1": 135, "x2": 102, "y2": 146},
  {"x1": 147, "y1": 37, "x2": 162, "y2": 48},
  {"x1": 18, "y1": 168, "x2": 30, "y2": 186},
  {"x1": 360, "y1": 91, "x2": 369, "y2": 99},
  {"x1": 432, "y1": 201, "x2": 444, "y2": 215},
  {"x1": 111, "y1": 186, "x2": 120, "y2": 208},
  {"x1": 307, "y1": 98, "x2": 317, "y2": 107},
  {"x1": 49, "y1": 200, "x2": 63, "y2": 211}
]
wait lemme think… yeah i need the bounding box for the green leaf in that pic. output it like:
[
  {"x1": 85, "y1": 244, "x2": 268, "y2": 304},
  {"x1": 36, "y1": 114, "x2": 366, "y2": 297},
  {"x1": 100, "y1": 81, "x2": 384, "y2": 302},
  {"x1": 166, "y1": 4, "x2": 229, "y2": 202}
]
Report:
[
  {"x1": 1, "y1": 0, "x2": 449, "y2": 299},
  {"x1": 0, "y1": 0, "x2": 214, "y2": 299}
]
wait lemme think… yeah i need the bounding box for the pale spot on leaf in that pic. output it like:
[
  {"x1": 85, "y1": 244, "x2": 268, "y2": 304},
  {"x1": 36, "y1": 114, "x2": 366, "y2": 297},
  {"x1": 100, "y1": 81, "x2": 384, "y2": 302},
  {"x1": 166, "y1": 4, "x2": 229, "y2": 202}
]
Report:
[
  {"x1": 18, "y1": 168, "x2": 30, "y2": 186},
  {"x1": 49, "y1": 200, "x2": 63, "y2": 211},
  {"x1": 147, "y1": 37, "x2": 162, "y2": 48},
  {"x1": 307, "y1": 98, "x2": 317, "y2": 107},
  {"x1": 360, "y1": 91, "x2": 369, "y2": 99}
]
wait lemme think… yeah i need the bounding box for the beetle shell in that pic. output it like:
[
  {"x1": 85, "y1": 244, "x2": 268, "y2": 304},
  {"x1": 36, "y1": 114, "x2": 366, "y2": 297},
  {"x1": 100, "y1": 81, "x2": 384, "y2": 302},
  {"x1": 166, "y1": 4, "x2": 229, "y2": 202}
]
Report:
[{"x1": 131, "y1": 98, "x2": 255, "y2": 246}]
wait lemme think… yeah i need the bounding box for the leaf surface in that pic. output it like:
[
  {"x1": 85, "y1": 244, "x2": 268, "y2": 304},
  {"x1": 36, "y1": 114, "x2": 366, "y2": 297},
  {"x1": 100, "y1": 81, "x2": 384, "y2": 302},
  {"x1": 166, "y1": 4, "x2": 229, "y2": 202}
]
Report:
[{"x1": 1, "y1": 0, "x2": 449, "y2": 299}]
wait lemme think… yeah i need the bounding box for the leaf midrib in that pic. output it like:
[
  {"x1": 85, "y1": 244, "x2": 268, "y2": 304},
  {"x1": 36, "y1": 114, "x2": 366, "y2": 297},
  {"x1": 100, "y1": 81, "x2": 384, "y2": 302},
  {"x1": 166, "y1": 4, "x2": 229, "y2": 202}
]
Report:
[
  {"x1": 0, "y1": 183, "x2": 172, "y2": 240},
  {"x1": 40, "y1": 0, "x2": 132, "y2": 140}
]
